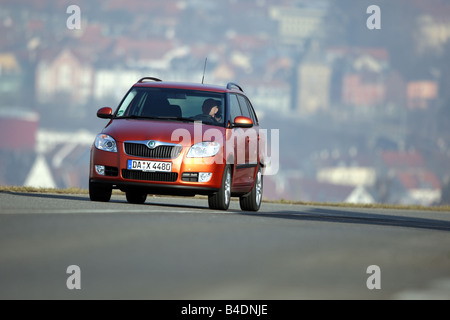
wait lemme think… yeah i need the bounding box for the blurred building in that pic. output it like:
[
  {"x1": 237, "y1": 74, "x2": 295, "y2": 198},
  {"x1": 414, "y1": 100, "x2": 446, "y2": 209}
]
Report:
[
  {"x1": 0, "y1": 108, "x2": 39, "y2": 151},
  {"x1": 396, "y1": 171, "x2": 441, "y2": 206},
  {"x1": 24, "y1": 154, "x2": 56, "y2": 188},
  {"x1": 112, "y1": 37, "x2": 176, "y2": 69},
  {"x1": 0, "y1": 108, "x2": 39, "y2": 186},
  {"x1": 415, "y1": 14, "x2": 450, "y2": 55},
  {"x1": 342, "y1": 73, "x2": 386, "y2": 108},
  {"x1": 245, "y1": 79, "x2": 291, "y2": 115},
  {"x1": 406, "y1": 80, "x2": 438, "y2": 110},
  {"x1": 317, "y1": 167, "x2": 376, "y2": 187},
  {"x1": 296, "y1": 42, "x2": 331, "y2": 114},
  {"x1": 0, "y1": 52, "x2": 23, "y2": 102},
  {"x1": 0, "y1": 53, "x2": 21, "y2": 85},
  {"x1": 339, "y1": 48, "x2": 389, "y2": 109},
  {"x1": 35, "y1": 49, "x2": 94, "y2": 105},
  {"x1": 23, "y1": 129, "x2": 95, "y2": 189},
  {"x1": 269, "y1": 1, "x2": 327, "y2": 46},
  {"x1": 379, "y1": 150, "x2": 442, "y2": 205},
  {"x1": 94, "y1": 69, "x2": 142, "y2": 102}
]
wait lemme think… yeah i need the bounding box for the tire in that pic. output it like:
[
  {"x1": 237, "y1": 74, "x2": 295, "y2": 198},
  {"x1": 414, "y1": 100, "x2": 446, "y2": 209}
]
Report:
[
  {"x1": 208, "y1": 165, "x2": 232, "y2": 210},
  {"x1": 126, "y1": 191, "x2": 147, "y2": 204},
  {"x1": 239, "y1": 166, "x2": 263, "y2": 212},
  {"x1": 89, "y1": 181, "x2": 112, "y2": 202}
]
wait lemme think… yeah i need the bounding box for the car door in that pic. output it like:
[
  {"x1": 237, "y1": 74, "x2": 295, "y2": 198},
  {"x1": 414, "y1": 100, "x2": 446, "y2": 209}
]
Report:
[
  {"x1": 237, "y1": 94, "x2": 259, "y2": 170},
  {"x1": 229, "y1": 94, "x2": 257, "y2": 189}
]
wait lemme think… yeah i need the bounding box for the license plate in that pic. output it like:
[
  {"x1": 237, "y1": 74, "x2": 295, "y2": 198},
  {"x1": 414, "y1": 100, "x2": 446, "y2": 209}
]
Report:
[{"x1": 127, "y1": 160, "x2": 172, "y2": 172}]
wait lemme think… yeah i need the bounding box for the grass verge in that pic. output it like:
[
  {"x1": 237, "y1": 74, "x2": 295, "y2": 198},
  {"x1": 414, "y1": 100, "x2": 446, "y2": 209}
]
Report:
[
  {"x1": 0, "y1": 186, "x2": 122, "y2": 195},
  {"x1": 264, "y1": 199, "x2": 450, "y2": 212},
  {"x1": 1, "y1": 185, "x2": 450, "y2": 212},
  {"x1": 0, "y1": 185, "x2": 88, "y2": 194}
]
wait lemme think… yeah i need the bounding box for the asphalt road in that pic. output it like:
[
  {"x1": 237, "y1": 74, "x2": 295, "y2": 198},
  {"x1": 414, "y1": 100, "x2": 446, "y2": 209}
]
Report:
[{"x1": 1, "y1": 191, "x2": 450, "y2": 300}]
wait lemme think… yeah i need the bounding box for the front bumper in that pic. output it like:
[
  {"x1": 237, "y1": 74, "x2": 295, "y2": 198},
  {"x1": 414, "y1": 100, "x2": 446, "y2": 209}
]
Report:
[{"x1": 89, "y1": 145, "x2": 224, "y2": 195}]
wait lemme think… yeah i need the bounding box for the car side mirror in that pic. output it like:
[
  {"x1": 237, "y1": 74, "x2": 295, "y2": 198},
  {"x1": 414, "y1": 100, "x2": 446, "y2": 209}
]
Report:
[
  {"x1": 97, "y1": 107, "x2": 113, "y2": 119},
  {"x1": 233, "y1": 116, "x2": 253, "y2": 128}
]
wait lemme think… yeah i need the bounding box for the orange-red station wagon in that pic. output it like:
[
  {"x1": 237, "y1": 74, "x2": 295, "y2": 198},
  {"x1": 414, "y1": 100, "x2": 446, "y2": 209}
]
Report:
[{"x1": 89, "y1": 77, "x2": 265, "y2": 211}]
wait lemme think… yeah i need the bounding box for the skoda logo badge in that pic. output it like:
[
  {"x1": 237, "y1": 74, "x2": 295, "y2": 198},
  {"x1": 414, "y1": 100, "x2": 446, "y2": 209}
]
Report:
[{"x1": 147, "y1": 140, "x2": 157, "y2": 149}]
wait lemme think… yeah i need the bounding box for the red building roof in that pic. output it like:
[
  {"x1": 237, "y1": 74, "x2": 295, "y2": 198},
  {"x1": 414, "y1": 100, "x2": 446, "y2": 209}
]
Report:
[
  {"x1": 397, "y1": 171, "x2": 441, "y2": 190},
  {"x1": 381, "y1": 151, "x2": 426, "y2": 169},
  {"x1": 0, "y1": 109, "x2": 39, "y2": 151}
]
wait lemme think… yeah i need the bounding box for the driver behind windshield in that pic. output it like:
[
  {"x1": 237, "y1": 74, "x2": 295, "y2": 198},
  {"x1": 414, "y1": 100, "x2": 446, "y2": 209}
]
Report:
[{"x1": 201, "y1": 98, "x2": 222, "y2": 123}]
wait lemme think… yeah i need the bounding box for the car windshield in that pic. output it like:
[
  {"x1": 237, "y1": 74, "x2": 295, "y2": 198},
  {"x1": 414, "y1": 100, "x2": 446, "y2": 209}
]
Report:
[{"x1": 114, "y1": 87, "x2": 226, "y2": 127}]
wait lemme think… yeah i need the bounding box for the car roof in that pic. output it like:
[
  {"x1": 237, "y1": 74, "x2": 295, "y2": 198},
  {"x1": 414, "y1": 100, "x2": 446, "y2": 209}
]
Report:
[{"x1": 133, "y1": 80, "x2": 245, "y2": 94}]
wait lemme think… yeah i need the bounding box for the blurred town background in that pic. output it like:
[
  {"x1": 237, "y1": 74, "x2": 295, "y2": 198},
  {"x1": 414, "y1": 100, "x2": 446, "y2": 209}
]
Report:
[{"x1": 0, "y1": 0, "x2": 449, "y2": 206}]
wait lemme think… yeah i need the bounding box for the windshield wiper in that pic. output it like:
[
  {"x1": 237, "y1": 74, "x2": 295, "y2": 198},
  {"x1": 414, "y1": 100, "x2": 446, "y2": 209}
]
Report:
[
  {"x1": 115, "y1": 115, "x2": 162, "y2": 120},
  {"x1": 116, "y1": 115, "x2": 200, "y2": 123},
  {"x1": 162, "y1": 117, "x2": 197, "y2": 122}
]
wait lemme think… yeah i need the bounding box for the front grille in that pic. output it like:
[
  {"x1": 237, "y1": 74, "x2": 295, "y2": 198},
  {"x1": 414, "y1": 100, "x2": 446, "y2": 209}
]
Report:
[
  {"x1": 122, "y1": 169, "x2": 178, "y2": 182},
  {"x1": 124, "y1": 143, "x2": 182, "y2": 159}
]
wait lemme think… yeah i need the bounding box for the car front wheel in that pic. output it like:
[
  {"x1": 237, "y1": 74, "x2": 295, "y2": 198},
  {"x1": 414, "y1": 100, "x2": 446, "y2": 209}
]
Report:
[
  {"x1": 239, "y1": 166, "x2": 263, "y2": 212},
  {"x1": 126, "y1": 191, "x2": 147, "y2": 204},
  {"x1": 208, "y1": 165, "x2": 231, "y2": 210}
]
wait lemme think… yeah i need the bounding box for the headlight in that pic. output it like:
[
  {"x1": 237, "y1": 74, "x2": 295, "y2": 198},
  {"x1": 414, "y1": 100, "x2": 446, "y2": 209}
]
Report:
[
  {"x1": 187, "y1": 141, "x2": 220, "y2": 158},
  {"x1": 95, "y1": 134, "x2": 117, "y2": 153}
]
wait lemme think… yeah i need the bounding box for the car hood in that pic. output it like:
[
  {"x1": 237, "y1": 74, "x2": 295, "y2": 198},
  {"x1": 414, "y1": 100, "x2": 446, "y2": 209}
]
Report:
[{"x1": 102, "y1": 119, "x2": 226, "y2": 147}]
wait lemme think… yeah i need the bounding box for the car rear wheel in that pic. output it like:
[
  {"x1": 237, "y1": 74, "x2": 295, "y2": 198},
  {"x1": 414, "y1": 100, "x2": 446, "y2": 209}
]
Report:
[
  {"x1": 208, "y1": 165, "x2": 231, "y2": 210},
  {"x1": 239, "y1": 166, "x2": 263, "y2": 212},
  {"x1": 126, "y1": 191, "x2": 147, "y2": 204},
  {"x1": 89, "y1": 182, "x2": 112, "y2": 202}
]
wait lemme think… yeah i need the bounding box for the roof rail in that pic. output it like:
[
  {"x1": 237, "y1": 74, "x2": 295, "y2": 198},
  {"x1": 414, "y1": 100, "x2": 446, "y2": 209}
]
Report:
[
  {"x1": 137, "y1": 77, "x2": 162, "y2": 83},
  {"x1": 226, "y1": 82, "x2": 244, "y2": 92}
]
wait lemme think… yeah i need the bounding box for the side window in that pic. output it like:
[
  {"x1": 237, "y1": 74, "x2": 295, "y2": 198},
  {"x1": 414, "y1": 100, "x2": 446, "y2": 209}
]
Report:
[
  {"x1": 229, "y1": 94, "x2": 242, "y2": 122},
  {"x1": 116, "y1": 89, "x2": 137, "y2": 117},
  {"x1": 237, "y1": 94, "x2": 258, "y2": 124},
  {"x1": 237, "y1": 95, "x2": 251, "y2": 119},
  {"x1": 246, "y1": 98, "x2": 258, "y2": 125}
]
